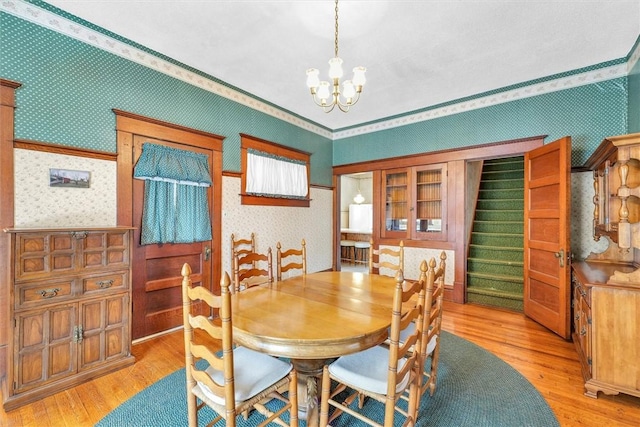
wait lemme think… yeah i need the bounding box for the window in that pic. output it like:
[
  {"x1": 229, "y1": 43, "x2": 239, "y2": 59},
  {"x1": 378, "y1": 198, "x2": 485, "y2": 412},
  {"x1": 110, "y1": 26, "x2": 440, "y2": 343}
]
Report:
[{"x1": 240, "y1": 134, "x2": 311, "y2": 207}]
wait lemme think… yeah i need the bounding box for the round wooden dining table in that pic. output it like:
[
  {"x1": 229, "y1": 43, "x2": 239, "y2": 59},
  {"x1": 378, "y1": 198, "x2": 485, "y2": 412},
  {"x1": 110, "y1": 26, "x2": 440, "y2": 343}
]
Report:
[{"x1": 231, "y1": 271, "x2": 399, "y2": 427}]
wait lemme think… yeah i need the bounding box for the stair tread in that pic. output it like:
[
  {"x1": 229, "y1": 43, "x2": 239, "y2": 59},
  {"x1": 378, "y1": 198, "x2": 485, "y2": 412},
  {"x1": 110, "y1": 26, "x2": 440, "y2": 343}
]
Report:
[
  {"x1": 467, "y1": 287, "x2": 523, "y2": 299},
  {"x1": 467, "y1": 271, "x2": 523, "y2": 282},
  {"x1": 473, "y1": 219, "x2": 524, "y2": 224},
  {"x1": 467, "y1": 257, "x2": 523, "y2": 266},
  {"x1": 479, "y1": 187, "x2": 524, "y2": 191},
  {"x1": 477, "y1": 198, "x2": 524, "y2": 201},
  {"x1": 471, "y1": 231, "x2": 523, "y2": 237},
  {"x1": 474, "y1": 209, "x2": 523, "y2": 212}
]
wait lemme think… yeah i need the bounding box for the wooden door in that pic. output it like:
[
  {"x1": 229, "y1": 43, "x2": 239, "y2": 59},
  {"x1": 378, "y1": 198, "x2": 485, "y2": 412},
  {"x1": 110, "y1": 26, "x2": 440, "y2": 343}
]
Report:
[
  {"x1": 524, "y1": 137, "x2": 571, "y2": 339},
  {"x1": 115, "y1": 110, "x2": 224, "y2": 340},
  {"x1": 131, "y1": 135, "x2": 214, "y2": 338}
]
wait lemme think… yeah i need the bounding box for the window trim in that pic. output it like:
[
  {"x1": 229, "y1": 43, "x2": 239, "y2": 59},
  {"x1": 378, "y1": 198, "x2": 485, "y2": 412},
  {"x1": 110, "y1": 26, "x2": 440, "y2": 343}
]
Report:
[{"x1": 240, "y1": 134, "x2": 311, "y2": 207}]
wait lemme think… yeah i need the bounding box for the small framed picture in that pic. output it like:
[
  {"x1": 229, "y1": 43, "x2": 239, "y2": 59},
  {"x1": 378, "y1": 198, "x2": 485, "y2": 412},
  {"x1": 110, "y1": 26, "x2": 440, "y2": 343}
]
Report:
[{"x1": 49, "y1": 168, "x2": 91, "y2": 188}]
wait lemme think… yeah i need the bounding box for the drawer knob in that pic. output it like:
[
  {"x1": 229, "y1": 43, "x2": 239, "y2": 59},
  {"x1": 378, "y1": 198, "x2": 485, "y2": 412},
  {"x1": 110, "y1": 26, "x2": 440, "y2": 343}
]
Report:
[
  {"x1": 39, "y1": 288, "x2": 61, "y2": 299},
  {"x1": 97, "y1": 279, "x2": 114, "y2": 289}
]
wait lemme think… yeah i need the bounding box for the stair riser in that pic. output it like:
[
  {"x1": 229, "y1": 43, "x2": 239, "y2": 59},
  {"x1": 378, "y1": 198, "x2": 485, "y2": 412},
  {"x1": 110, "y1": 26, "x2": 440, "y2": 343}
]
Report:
[
  {"x1": 469, "y1": 246, "x2": 523, "y2": 262},
  {"x1": 480, "y1": 179, "x2": 524, "y2": 190},
  {"x1": 467, "y1": 260, "x2": 523, "y2": 277},
  {"x1": 467, "y1": 292, "x2": 524, "y2": 312},
  {"x1": 467, "y1": 272, "x2": 523, "y2": 288},
  {"x1": 476, "y1": 199, "x2": 524, "y2": 211},
  {"x1": 474, "y1": 210, "x2": 523, "y2": 222},
  {"x1": 472, "y1": 222, "x2": 523, "y2": 234},
  {"x1": 471, "y1": 233, "x2": 523, "y2": 247},
  {"x1": 478, "y1": 189, "x2": 524, "y2": 200},
  {"x1": 481, "y1": 170, "x2": 524, "y2": 181}
]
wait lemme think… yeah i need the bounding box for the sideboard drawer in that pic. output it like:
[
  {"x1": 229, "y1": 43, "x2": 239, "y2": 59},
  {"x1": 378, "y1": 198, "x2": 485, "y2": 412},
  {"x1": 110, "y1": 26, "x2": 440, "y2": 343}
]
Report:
[
  {"x1": 16, "y1": 280, "x2": 74, "y2": 309},
  {"x1": 82, "y1": 272, "x2": 128, "y2": 295}
]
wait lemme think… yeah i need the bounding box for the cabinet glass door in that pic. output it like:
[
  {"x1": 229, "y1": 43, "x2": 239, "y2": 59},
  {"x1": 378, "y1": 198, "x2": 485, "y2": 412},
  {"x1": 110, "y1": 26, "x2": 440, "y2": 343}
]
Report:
[
  {"x1": 414, "y1": 164, "x2": 447, "y2": 240},
  {"x1": 383, "y1": 170, "x2": 409, "y2": 237}
]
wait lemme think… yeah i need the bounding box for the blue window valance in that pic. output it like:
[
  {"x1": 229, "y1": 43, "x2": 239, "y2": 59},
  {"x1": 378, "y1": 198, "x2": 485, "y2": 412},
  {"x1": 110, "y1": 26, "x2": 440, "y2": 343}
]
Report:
[
  {"x1": 134, "y1": 143, "x2": 212, "y2": 187},
  {"x1": 134, "y1": 143, "x2": 212, "y2": 245}
]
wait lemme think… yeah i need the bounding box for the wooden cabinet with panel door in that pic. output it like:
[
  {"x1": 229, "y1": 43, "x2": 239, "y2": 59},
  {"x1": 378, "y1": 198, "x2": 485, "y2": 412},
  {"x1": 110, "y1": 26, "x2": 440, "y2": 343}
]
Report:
[{"x1": 2, "y1": 227, "x2": 134, "y2": 411}]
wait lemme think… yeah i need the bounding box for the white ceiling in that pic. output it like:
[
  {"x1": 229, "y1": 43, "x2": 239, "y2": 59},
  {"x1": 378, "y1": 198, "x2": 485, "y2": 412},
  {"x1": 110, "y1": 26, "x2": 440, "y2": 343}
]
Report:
[{"x1": 44, "y1": 1, "x2": 640, "y2": 131}]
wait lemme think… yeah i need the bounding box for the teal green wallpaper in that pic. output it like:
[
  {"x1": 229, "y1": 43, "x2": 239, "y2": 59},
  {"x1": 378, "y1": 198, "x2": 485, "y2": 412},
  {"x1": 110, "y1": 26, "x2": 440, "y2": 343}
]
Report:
[
  {"x1": 1, "y1": 2, "x2": 638, "y2": 182},
  {"x1": 628, "y1": 37, "x2": 640, "y2": 134},
  {"x1": 0, "y1": 13, "x2": 334, "y2": 185},
  {"x1": 333, "y1": 78, "x2": 628, "y2": 168}
]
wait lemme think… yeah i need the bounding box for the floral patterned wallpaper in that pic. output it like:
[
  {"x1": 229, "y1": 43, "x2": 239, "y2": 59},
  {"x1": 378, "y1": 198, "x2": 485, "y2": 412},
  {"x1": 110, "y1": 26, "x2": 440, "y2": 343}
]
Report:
[
  {"x1": 14, "y1": 149, "x2": 117, "y2": 227},
  {"x1": 12, "y1": 150, "x2": 607, "y2": 282},
  {"x1": 221, "y1": 176, "x2": 333, "y2": 277}
]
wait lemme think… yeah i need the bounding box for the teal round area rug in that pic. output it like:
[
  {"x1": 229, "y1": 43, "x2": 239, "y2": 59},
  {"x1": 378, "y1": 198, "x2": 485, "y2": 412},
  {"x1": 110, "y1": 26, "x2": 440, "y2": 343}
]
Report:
[{"x1": 96, "y1": 331, "x2": 559, "y2": 426}]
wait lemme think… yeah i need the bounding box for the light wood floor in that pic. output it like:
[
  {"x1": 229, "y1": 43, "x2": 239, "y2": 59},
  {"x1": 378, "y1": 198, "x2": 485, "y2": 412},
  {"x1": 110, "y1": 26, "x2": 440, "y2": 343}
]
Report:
[{"x1": 2, "y1": 301, "x2": 639, "y2": 426}]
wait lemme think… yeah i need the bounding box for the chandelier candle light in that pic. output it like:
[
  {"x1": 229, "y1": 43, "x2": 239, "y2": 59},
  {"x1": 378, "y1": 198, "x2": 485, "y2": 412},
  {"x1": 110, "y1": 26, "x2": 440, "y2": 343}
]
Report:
[{"x1": 306, "y1": 0, "x2": 366, "y2": 113}]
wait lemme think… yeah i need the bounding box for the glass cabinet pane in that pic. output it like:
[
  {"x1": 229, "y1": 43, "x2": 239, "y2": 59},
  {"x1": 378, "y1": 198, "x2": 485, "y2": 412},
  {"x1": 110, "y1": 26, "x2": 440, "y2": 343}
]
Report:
[
  {"x1": 384, "y1": 171, "x2": 408, "y2": 232},
  {"x1": 415, "y1": 169, "x2": 442, "y2": 233}
]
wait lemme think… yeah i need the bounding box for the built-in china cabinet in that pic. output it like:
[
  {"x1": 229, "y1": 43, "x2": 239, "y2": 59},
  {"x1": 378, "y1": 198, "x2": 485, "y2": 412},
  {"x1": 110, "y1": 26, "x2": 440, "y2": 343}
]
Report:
[
  {"x1": 333, "y1": 135, "x2": 546, "y2": 303},
  {"x1": 382, "y1": 164, "x2": 447, "y2": 241},
  {"x1": 574, "y1": 132, "x2": 640, "y2": 399}
]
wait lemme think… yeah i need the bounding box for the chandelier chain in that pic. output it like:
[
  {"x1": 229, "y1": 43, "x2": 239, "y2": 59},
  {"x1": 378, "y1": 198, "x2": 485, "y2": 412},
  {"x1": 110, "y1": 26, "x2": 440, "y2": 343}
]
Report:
[{"x1": 334, "y1": 0, "x2": 339, "y2": 58}]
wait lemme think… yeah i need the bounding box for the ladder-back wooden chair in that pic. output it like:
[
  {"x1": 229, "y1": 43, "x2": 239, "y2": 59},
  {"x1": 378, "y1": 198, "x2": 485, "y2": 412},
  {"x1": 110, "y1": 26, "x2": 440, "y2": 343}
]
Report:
[
  {"x1": 419, "y1": 251, "x2": 446, "y2": 400},
  {"x1": 394, "y1": 253, "x2": 446, "y2": 412},
  {"x1": 231, "y1": 233, "x2": 256, "y2": 280},
  {"x1": 276, "y1": 239, "x2": 307, "y2": 281},
  {"x1": 369, "y1": 239, "x2": 404, "y2": 277},
  {"x1": 231, "y1": 233, "x2": 256, "y2": 258},
  {"x1": 233, "y1": 247, "x2": 273, "y2": 292},
  {"x1": 319, "y1": 270, "x2": 425, "y2": 426},
  {"x1": 181, "y1": 264, "x2": 298, "y2": 427}
]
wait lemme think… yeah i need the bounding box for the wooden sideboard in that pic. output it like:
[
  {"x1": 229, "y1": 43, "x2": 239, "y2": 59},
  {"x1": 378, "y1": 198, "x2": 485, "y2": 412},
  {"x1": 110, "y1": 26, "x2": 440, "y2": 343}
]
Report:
[
  {"x1": 571, "y1": 261, "x2": 640, "y2": 399},
  {"x1": 2, "y1": 227, "x2": 135, "y2": 411},
  {"x1": 576, "y1": 132, "x2": 640, "y2": 399}
]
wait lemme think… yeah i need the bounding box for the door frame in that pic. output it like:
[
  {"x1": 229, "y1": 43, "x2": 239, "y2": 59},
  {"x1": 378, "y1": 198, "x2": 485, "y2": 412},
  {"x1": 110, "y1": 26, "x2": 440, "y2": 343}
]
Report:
[{"x1": 114, "y1": 109, "x2": 224, "y2": 332}]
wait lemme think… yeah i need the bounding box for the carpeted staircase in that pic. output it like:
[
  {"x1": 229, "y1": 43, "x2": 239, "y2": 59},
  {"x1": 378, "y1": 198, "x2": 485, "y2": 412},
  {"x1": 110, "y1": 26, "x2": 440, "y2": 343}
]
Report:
[{"x1": 467, "y1": 156, "x2": 524, "y2": 311}]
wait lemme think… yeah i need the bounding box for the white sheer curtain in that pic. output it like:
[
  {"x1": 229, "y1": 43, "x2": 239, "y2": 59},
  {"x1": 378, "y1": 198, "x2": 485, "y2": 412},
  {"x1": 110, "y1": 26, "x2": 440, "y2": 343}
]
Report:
[{"x1": 246, "y1": 151, "x2": 308, "y2": 198}]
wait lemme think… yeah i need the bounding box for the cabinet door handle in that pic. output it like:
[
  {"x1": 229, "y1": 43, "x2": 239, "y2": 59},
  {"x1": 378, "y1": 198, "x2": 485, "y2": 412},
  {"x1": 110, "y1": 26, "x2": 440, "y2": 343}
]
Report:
[
  {"x1": 97, "y1": 279, "x2": 114, "y2": 289},
  {"x1": 71, "y1": 231, "x2": 87, "y2": 239},
  {"x1": 39, "y1": 288, "x2": 61, "y2": 299},
  {"x1": 73, "y1": 325, "x2": 84, "y2": 343},
  {"x1": 204, "y1": 246, "x2": 211, "y2": 261}
]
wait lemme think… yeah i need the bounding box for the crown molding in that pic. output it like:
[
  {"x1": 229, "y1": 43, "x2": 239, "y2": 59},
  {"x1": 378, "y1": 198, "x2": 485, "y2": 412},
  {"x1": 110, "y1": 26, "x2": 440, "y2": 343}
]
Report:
[{"x1": 3, "y1": 0, "x2": 637, "y2": 142}]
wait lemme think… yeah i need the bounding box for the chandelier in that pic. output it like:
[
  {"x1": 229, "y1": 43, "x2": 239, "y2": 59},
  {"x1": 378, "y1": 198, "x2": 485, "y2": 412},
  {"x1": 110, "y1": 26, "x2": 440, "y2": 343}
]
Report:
[{"x1": 305, "y1": 0, "x2": 366, "y2": 113}]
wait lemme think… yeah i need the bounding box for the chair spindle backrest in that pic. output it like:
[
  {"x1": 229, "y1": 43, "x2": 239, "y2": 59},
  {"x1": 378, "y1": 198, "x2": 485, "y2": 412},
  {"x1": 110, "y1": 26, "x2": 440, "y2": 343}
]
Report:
[
  {"x1": 232, "y1": 247, "x2": 273, "y2": 292},
  {"x1": 276, "y1": 239, "x2": 307, "y2": 281},
  {"x1": 369, "y1": 239, "x2": 404, "y2": 276}
]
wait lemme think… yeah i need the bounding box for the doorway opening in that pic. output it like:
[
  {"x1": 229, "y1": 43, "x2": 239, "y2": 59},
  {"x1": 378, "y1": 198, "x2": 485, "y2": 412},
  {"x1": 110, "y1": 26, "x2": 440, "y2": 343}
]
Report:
[{"x1": 339, "y1": 172, "x2": 373, "y2": 273}]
